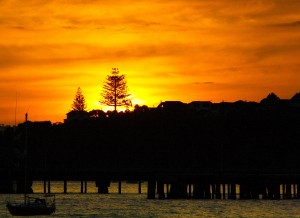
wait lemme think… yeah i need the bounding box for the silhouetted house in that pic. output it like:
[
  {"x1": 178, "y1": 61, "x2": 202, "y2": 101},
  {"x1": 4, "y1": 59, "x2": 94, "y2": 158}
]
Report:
[
  {"x1": 260, "y1": 93, "x2": 280, "y2": 105},
  {"x1": 65, "y1": 110, "x2": 89, "y2": 123},
  {"x1": 260, "y1": 93, "x2": 289, "y2": 110},
  {"x1": 290, "y1": 92, "x2": 300, "y2": 108},
  {"x1": 210, "y1": 101, "x2": 232, "y2": 111},
  {"x1": 233, "y1": 100, "x2": 259, "y2": 110},
  {"x1": 0, "y1": 124, "x2": 7, "y2": 133},
  {"x1": 260, "y1": 93, "x2": 280, "y2": 110},
  {"x1": 31, "y1": 121, "x2": 52, "y2": 127},
  {"x1": 157, "y1": 101, "x2": 187, "y2": 110},
  {"x1": 188, "y1": 101, "x2": 212, "y2": 111}
]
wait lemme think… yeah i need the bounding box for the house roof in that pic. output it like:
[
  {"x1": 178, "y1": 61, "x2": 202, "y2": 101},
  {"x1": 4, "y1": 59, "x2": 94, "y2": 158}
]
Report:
[
  {"x1": 157, "y1": 101, "x2": 186, "y2": 109},
  {"x1": 291, "y1": 92, "x2": 300, "y2": 102}
]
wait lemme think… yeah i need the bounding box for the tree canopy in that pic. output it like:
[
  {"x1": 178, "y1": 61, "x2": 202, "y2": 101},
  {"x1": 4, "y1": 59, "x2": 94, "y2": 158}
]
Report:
[
  {"x1": 71, "y1": 87, "x2": 87, "y2": 111},
  {"x1": 100, "y1": 68, "x2": 131, "y2": 111}
]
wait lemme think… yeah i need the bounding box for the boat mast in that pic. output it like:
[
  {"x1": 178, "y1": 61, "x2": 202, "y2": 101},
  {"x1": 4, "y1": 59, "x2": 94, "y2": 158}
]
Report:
[
  {"x1": 24, "y1": 113, "x2": 28, "y2": 205},
  {"x1": 14, "y1": 92, "x2": 17, "y2": 127}
]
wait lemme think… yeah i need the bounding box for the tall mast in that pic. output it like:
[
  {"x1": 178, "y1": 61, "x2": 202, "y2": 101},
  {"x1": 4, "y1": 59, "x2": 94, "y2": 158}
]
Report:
[
  {"x1": 14, "y1": 92, "x2": 17, "y2": 127},
  {"x1": 24, "y1": 113, "x2": 28, "y2": 205}
]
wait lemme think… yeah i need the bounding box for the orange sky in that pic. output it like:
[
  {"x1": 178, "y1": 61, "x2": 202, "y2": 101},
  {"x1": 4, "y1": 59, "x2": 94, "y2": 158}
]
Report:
[{"x1": 1, "y1": 0, "x2": 300, "y2": 125}]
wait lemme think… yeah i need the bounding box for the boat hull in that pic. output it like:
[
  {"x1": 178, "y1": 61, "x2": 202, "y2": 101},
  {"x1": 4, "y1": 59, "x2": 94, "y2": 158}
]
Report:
[{"x1": 7, "y1": 203, "x2": 55, "y2": 216}]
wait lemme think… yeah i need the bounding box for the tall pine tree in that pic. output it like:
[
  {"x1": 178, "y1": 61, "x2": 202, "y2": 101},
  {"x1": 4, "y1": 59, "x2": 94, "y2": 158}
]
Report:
[
  {"x1": 100, "y1": 68, "x2": 131, "y2": 111},
  {"x1": 71, "y1": 87, "x2": 87, "y2": 111}
]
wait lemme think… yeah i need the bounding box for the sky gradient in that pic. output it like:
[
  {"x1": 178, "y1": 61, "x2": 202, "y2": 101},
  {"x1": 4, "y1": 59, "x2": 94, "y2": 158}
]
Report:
[{"x1": 1, "y1": 0, "x2": 300, "y2": 125}]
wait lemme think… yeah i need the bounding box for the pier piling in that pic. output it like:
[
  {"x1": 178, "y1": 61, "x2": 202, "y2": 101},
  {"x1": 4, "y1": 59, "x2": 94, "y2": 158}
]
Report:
[
  {"x1": 47, "y1": 180, "x2": 51, "y2": 193},
  {"x1": 147, "y1": 179, "x2": 156, "y2": 199},
  {"x1": 64, "y1": 180, "x2": 67, "y2": 194},
  {"x1": 118, "y1": 181, "x2": 122, "y2": 194},
  {"x1": 96, "y1": 179, "x2": 110, "y2": 194},
  {"x1": 286, "y1": 183, "x2": 292, "y2": 199},
  {"x1": 229, "y1": 184, "x2": 236, "y2": 199},
  {"x1": 157, "y1": 180, "x2": 165, "y2": 199},
  {"x1": 216, "y1": 183, "x2": 221, "y2": 199},
  {"x1": 138, "y1": 181, "x2": 142, "y2": 194}
]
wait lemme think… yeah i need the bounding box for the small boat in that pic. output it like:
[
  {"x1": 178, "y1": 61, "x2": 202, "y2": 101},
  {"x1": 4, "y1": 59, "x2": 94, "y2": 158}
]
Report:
[
  {"x1": 6, "y1": 113, "x2": 56, "y2": 216},
  {"x1": 7, "y1": 194, "x2": 56, "y2": 216}
]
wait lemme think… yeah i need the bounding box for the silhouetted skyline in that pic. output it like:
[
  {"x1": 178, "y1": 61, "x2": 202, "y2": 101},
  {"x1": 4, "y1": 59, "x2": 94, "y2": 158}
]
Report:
[
  {"x1": 1, "y1": 1, "x2": 300, "y2": 125},
  {"x1": 2, "y1": 94, "x2": 300, "y2": 199}
]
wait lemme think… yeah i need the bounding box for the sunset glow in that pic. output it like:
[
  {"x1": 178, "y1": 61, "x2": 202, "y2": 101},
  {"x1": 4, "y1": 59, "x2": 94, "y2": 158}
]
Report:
[{"x1": 1, "y1": 0, "x2": 300, "y2": 125}]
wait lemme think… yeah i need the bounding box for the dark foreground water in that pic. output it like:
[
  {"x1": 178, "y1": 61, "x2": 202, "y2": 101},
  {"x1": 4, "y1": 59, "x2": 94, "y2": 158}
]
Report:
[{"x1": 1, "y1": 181, "x2": 300, "y2": 217}]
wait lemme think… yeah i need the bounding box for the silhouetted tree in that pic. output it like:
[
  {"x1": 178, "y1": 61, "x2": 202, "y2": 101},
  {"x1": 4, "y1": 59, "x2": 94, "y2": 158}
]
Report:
[
  {"x1": 260, "y1": 93, "x2": 280, "y2": 105},
  {"x1": 134, "y1": 104, "x2": 149, "y2": 113},
  {"x1": 100, "y1": 68, "x2": 131, "y2": 111},
  {"x1": 71, "y1": 87, "x2": 87, "y2": 111},
  {"x1": 89, "y1": 109, "x2": 106, "y2": 118}
]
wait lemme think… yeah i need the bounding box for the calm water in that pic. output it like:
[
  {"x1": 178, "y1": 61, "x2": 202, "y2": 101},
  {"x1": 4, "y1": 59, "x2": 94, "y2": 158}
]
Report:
[{"x1": 1, "y1": 181, "x2": 300, "y2": 217}]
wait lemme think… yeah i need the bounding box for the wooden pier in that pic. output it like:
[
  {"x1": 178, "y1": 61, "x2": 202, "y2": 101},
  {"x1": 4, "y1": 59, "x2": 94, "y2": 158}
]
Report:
[
  {"x1": 5, "y1": 168, "x2": 300, "y2": 200},
  {"x1": 35, "y1": 178, "x2": 300, "y2": 200}
]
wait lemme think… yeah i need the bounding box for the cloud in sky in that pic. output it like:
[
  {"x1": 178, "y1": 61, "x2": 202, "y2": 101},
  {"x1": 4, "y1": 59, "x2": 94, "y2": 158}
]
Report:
[{"x1": 0, "y1": 0, "x2": 300, "y2": 124}]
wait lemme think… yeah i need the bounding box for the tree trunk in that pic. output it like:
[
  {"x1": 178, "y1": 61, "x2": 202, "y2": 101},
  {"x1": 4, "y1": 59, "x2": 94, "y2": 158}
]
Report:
[{"x1": 114, "y1": 79, "x2": 117, "y2": 111}]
